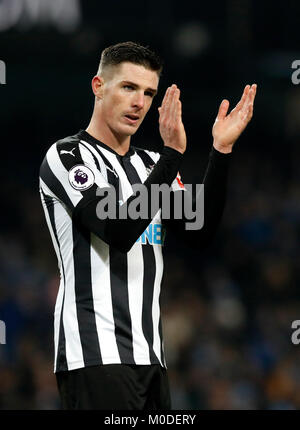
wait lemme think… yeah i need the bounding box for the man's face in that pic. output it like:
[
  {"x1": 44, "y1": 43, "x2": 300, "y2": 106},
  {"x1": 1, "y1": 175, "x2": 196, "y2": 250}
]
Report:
[{"x1": 99, "y1": 62, "x2": 159, "y2": 138}]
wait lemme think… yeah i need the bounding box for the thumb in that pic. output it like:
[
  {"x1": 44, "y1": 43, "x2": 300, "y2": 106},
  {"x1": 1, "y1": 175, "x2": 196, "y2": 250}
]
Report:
[{"x1": 217, "y1": 99, "x2": 229, "y2": 120}]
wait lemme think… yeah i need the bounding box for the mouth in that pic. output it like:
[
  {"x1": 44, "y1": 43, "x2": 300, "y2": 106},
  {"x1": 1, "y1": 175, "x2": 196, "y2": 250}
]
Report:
[{"x1": 124, "y1": 113, "x2": 140, "y2": 125}]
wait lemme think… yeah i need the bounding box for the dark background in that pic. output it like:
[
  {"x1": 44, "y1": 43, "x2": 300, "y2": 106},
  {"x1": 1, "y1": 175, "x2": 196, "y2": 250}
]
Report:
[{"x1": 1, "y1": 0, "x2": 300, "y2": 409}]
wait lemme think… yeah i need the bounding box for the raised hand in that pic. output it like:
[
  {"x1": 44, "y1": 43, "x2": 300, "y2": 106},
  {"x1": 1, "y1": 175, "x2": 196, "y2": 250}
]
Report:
[
  {"x1": 212, "y1": 84, "x2": 257, "y2": 153},
  {"x1": 158, "y1": 84, "x2": 187, "y2": 154}
]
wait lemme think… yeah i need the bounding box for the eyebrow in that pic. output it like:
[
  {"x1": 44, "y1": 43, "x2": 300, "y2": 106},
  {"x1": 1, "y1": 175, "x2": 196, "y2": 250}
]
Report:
[{"x1": 121, "y1": 80, "x2": 157, "y2": 96}]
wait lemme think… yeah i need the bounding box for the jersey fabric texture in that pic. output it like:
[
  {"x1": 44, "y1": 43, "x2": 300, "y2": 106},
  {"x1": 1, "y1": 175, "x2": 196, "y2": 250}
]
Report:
[{"x1": 39, "y1": 130, "x2": 185, "y2": 373}]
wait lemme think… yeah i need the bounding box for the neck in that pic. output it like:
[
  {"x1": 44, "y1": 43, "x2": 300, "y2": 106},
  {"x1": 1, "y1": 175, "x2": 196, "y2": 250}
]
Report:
[{"x1": 86, "y1": 112, "x2": 130, "y2": 156}]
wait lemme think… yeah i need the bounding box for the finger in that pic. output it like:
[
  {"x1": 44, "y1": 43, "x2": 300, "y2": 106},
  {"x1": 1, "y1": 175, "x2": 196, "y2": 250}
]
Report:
[
  {"x1": 165, "y1": 85, "x2": 178, "y2": 125},
  {"x1": 162, "y1": 85, "x2": 176, "y2": 118},
  {"x1": 171, "y1": 88, "x2": 180, "y2": 123},
  {"x1": 241, "y1": 84, "x2": 256, "y2": 117},
  {"x1": 159, "y1": 85, "x2": 177, "y2": 126},
  {"x1": 176, "y1": 88, "x2": 181, "y2": 105},
  {"x1": 159, "y1": 89, "x2": 170, "y2": 122},
  {"x1": 241, "y1": 85, "x2": 253, "y2": 115},
  {"x1": 250, "y1": 83, "x2": 257, "y2": 105},
  {"x1": 246, "y1": 101, "x2": 253, "y2": 121},
  {"x1": 176, "y1": 99, "x2": 182, "y2": 124},
  {"x1": 235, "y1": 85, "x2": 250, "y2": 112},
  {"x1": 159, "y1": 87, "x2": 171, "y2": 116},
  {"x1": 216, "y1": 99, "x2": 230, "y2": 120},
  {"x1": 175, "y1": 89, "x2": 181, "y2": 123},
  {"x1": 245, "y1": 84, "x2": 257, "y2": 120}
]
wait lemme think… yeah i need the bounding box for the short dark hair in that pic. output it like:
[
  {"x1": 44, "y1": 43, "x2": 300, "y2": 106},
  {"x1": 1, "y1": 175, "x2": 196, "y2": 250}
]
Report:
[{"x1": 98, "y1": 41, "x2": 163, "y2": 77}]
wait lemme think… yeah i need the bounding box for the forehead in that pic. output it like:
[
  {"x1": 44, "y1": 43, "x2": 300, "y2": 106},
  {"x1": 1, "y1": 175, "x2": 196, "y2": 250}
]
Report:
[{"x1": 110, "y1": 62, "x2": 159, "y2": 89}]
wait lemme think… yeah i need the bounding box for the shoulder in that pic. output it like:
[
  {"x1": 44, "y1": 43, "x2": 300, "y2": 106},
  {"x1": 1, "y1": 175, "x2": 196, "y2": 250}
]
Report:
[
  {"x1": 54, "y1": 132, "x2": 82, "y2": 155},
  {"x1": 39, "y1": 132, "x2": 84, "y2": 180},
  {"x1": 41, "y1": 132, "x2": 81, "y2": 160}
]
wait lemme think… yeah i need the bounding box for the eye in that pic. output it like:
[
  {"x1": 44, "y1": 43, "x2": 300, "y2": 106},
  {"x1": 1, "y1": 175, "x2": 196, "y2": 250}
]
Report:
[
  {"x1": 145, "y1": 91, "x2": 155, "y2": 98},
  {"x1": 123, "y1": 85, "x2": 134, "y2": 91}
]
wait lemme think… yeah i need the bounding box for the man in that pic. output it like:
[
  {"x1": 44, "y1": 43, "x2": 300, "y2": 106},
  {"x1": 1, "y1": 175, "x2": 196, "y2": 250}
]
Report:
[{"x1": 39, "y1": 41, "x2": 256, "y2": 410}]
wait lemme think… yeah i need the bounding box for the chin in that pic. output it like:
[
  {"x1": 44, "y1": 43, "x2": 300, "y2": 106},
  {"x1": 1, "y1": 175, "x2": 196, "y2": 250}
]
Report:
[{"x1": 120, "y1": 124, "x2": 139, "y2": 136}]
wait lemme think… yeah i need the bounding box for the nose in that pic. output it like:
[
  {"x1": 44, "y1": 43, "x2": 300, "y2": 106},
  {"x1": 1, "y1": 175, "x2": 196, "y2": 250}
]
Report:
[{"x1": 132, "y1": 92, "x2": 145, "y2": 109}]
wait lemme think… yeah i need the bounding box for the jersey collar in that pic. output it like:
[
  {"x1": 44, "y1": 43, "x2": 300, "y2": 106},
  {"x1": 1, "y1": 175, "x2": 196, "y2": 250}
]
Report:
[{"x1": 78, "y1": 130, "x2": 135, "y2": 159}]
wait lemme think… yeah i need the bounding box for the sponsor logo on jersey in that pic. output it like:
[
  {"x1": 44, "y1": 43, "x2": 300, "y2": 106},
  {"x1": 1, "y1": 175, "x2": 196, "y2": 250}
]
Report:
[
  {"x1": 68, "y1": 164, "x2": 95, "y2": 191},
  {"x1": 135, "y1": 223, "x2": 165, "y2": 246}
]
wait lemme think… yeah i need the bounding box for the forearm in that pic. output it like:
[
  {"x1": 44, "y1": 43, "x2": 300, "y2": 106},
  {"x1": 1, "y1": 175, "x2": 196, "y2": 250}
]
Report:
[
  {"x1": 163, "y1": 146, "x2": 231, "y2": 249},
  {"x1": 199, "y1": 145, "x2": 231, "y2": 244},
  {"x1": 73, "y1": 146, "x2": 183, "y2": 253}
]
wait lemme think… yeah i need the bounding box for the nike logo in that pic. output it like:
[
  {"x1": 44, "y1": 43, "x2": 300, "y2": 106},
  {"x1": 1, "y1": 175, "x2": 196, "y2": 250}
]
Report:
[{"x1": 60, "y1": 148, "x2": 76, "y2": 157}]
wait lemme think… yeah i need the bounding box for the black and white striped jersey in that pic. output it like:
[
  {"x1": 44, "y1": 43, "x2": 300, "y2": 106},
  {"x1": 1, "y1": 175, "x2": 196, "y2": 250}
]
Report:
[{"x1": 39, "y1": 129, "x2": 185, "y2": 373}]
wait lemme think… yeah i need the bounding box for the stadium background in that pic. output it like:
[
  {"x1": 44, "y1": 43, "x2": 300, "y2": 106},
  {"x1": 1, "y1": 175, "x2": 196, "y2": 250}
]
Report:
[{"x1": 1, "y1": 0, "x2": 300, "y2": 409}]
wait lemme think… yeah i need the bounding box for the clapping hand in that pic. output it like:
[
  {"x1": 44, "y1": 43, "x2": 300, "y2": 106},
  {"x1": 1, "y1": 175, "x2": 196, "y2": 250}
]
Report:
[{"x1": 212, "y1": 84, "x2": 257, "y2": 153}]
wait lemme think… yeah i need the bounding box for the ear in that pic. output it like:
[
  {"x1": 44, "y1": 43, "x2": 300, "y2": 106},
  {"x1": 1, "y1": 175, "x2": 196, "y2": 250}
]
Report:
[{"x1": 91, "y1": 75, "x2": 104, "y2": 99}]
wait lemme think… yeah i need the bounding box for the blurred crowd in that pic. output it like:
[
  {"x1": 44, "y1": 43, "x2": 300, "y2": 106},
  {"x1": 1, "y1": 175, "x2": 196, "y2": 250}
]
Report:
[
  {"x1": 1, "y1": 134, "x2": 300, "y2": 410},
  {"x1": 163, "y1": 139, "x2": 300, "y2": 409}
]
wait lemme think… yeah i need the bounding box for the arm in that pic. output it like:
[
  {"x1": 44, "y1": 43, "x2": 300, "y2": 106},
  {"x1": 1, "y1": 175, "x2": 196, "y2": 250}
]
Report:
[
  {"x1": 74, "y1": 146, "x2": 183, "y2": 253},
  {"x1": 163, "y1": 84, "x2": 257, "y2": 249},
  {"x1": 75, "y1": 84, "x2": 187, "y2": 253},
  {"x1": 163, "y1": 147, "x2": 230, "y2": 249}
]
